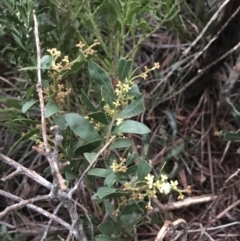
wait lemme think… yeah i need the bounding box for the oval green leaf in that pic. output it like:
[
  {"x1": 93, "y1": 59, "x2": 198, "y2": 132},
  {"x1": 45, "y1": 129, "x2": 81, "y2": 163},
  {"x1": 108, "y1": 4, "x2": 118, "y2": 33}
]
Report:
[
  {"x1": 112, "y1": 120, "x2": 150, "y2": 135},
  {"x1": 65, "y1": 113, "x2": 100, "y2": 142}
]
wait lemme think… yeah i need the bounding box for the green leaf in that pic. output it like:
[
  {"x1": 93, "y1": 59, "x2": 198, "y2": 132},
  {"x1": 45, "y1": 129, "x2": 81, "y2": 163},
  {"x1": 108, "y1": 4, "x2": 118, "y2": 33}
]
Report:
[
  {"x1": 7, "y1": 128, "x2": 39, "y2": 155},
  {"x1": 45, "y1": 100, "x2": 60, "y2": 118},
  {"x1": 88, "y1": 168, "x2": 112, "y2": 178},
  {"x1": 65, "y1": 170, "x2": 78, "y2": 181},
  {"x1": 80, "y1": 89, "x2": 97, "y2": 112},
  {"x1": 22, "y1": 100, "x2": 39, "y2": 113},
  {"x1": 104, "y1": 172, "x2": 120, "y2": 187},
  {"x1": 84, "y1": 152, "x2": 97, "y2": 163},
  {"x1": 117, "y1": 58, "x2": 132, "y2": 82},
  {"x1": 88, "y1": 60, "x2": 115, "y2": 98},
  {"x1": 65, "y1": 113, "x2": 100, "y2": 142},
  {"x1": 101, "y1": 86, "x2": 114, "y2": 108},
  {"x1": 151, "y1": 212, "x2": 160, "y2": 224},
  {"x1": 98, "y1": 221, "x2": 120, "y2": 237},
  {"x1": 109, "y1": 138, "x2": 131, "y2": 150},
  {"x1": 88, "y1": 111, "x2": 108, "y2": 125},
  {"x1": 126, "y1": 152, "x2": 137, "y2": 166},
  {"x1": 128, "y1": 84, "x2": 142, "y2": 97},
  {"x1": 74, "y1": 139, "x2": 101, "y2": 156},
  {"x1": 40, "y1": 55, "x2": 52, "y2": 68},
  {"x1": 222, "y1": 132, "x2": 240, "y2": 142},
  {"x1": 166, "y1": 109, "x2": 177, "y2": 142},
  {"x1": 104, "y1": 200, "x2": 117, "y2": 222},
  {"x1": 164, "y1": 143, "x2": 184, "y2": 161},
  {"x1": 54, "y1": 115, "x2": 67, "y2": 130},
  {"x1": 118, "y1": 95, "x2": 145, "y2": 119},
  {"x1": 97, "y1": 187, "x2": 117, "y2": 199},
  {"x1": 137, "y1": 158, "x2": 151, "y2": 181},
  {"x1": 112, "y1": 120, "x2": 150, "y2": 135}
]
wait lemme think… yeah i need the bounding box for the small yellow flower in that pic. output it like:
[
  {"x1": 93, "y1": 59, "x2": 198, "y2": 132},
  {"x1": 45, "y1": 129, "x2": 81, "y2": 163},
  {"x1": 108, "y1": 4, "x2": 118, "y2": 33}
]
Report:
[
  {"x1": 160, "y1": 174, "x2": 168, "y2": 182},
  {"x1": 178, "y1": 193, "x2": 184, "y2": 200},
  {"x1": 159, "y1": 182, "x2": 171, "y2": 195},
  {"x1": 142, "y1": 73, "x2": 148, "y2": 80},
  {"x1": 76, "y1": 41, "x2": 85, "y2": 49},
  {"x1": 145, "y1": 174, "x2": 154, "y2": 189},
  {"x1": 170, "y1": 180, "x2": 178, "y2": 190},
  {"x1": 154, "y1": 62, "x2": 160, "y2": 69},
  {"x1": 110, "y1": 160, "x2": 119, "y2": 173}
]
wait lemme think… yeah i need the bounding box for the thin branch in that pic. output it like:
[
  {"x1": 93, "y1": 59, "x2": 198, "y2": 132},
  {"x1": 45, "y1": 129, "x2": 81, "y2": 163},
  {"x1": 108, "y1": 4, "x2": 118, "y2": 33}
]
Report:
[
  {"x1": 1, "y1": 168, "x2": 22, "y2": 181},
  {"x1": 0, "y1": 190, "x2": 75, "y2": 235},
  {"x1": 0, "y1": 153, "x2": 52, "y2": 190},
  {"x1": 68, "y1": 135, "x2": 116, "y2": 198},
  {"x1": 0, "y1": 190, "x2": 50, "y2": 218},
  {"x1": 40, "y1": 202, "x2": 63, "y2": 241}
]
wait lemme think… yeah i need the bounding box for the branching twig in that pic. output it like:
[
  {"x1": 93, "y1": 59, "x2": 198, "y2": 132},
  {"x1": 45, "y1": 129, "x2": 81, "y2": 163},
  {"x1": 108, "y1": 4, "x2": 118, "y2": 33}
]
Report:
[{"x1": 68, "y1": 135, "x2": 116, "y2": 198}]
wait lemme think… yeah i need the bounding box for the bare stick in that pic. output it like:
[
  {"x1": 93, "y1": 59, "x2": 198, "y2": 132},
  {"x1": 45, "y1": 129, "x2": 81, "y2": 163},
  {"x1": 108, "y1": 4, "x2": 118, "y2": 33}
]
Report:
[
  {"x1": 40, "y1": 202, "x2": 63, "y2": 241},
  {"x1": 0, "y1": 190, "x2": 75, "y2": 235},
  {"x1": 0, "y1": 190, "x2": 50, "y2": 218},
  {"x1": 1, "y1": 168, "x2": 22, "y2": 181},
  {"x1": 183, "y1": 0, "x2": 231, "y2": 56},
  {"x1": 0, "y1": 153, "x2": 52, "y2": 190},
  {"x1": 68, "y1": 135, "x2": 116, "y2": 197},
  {"x1": 33, "y1": 10, "x2": 66, "y2": 191}
]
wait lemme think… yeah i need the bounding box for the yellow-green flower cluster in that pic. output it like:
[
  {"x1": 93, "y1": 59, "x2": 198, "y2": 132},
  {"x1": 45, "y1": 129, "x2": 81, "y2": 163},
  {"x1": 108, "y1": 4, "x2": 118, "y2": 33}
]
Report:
[
  {"x1": 122, "y1": 173, "x2": 191, "y2": 211},
  {"x1": 113, "y1": 80, "x2": 134, "y2": 109},
  {"x1": 110, "y1": 158, "x2": 127, "y2": 173},
  {"x1": 141, "y1": 62, "x2": 160, "y2": 80},
  {"x1": 84, "y1": 116, "x2": 103, "y2": 131},
  {"x1": 76, "y1": 39, "x2": 100, "y2": 58}
]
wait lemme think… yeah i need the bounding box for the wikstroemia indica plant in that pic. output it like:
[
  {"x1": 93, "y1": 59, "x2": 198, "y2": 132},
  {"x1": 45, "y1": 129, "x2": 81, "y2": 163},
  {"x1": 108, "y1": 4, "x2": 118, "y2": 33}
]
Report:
[{"x1": 20, "y1": 40, "x2": 191, "y2": 239}]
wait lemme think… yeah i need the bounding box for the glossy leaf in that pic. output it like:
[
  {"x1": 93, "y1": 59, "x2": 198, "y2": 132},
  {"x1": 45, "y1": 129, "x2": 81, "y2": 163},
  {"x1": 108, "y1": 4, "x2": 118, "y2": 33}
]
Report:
[
  {"x1": 118, "y1": 95, "x2": 145, "y2": 119},
  {"x1": 97, "y1": 187, "x2": 117, "y2": 199},
  {"x1": 45, "y1": 100, "x2": 60, "y2": 118},
  {"x1": 74, "y1": 139, "x2": 101, "y2": 156},
  {"x1": 112, "y1": 120, "x2": 150, "y2": 135},
  {"x1": 54, "y1": 115, "x2": 67, "y2": 130},
  {"x1": 40, "y1": 55, "x2": 52, "y2": 68},
  {"x1": 88, "y1": 60, "x2": 115, "y2": 97},
  {"x1": 65, "y1": 113, "x2": 100, "y2": 142},
  {"x1": 88, "y1": 168, "x2": 111, "y2": 178},
  {"x1": 137, "y1": 158, "x2": 151, "y2": 181},
  {"x1": 22, "y1": 100, "x2": 38, "y2": 113},
  {"x1": 84, "y1": 152, "x2": 97, "y2": 163},
  {"x1": 164, "y1": 143, "x2": 184, "y2": 161},
  {"x1": 98, "y1": 221, "x2": 120, "y2": 237},
  {"x1": 117, "y1": 58, "x2": 132, "y2": 82},
  {"x1": 88, "y1": 111, "x2": 108, "y2": 125},
  {"x1": 80, "y1": 89, "x2": 97, "y2": 112},
  {"x1": 109, "y1": 138, "x2": 131, "y2": 150}
]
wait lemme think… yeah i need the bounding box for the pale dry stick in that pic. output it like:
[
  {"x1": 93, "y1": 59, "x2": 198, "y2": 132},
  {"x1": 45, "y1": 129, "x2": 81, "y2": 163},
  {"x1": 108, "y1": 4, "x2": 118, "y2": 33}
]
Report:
[
  {"x1": 183, "y1": 0, "x2": 231, "y2": 56},
  {"x1": 155, "y1": 219, "x2": 188, "y2": 241},
  {"x1": 188, "y1": 4, "x2": 240, "y2": 66},
  {"x1": 153, "y1": 195, "x2": 217, "y2": 211},
  {"x1": 188, "y1": 221, "x2": 240, "y2": 233},
  {"x1": 0, "y1": 190, "x2": 75, "y2": 235},
  {"x1": 1, "y1": 168, "x2": 22, "y2": 182},
  {"x1": 33, "y1": 10, "x2": 66, "y2": 192},
  {"x1": 219, "y1": 141, "x2": 231, "y2": 164},
  {"x1": 210, "y1": 199, "x2": 240, "y2": 224},
  {"x1": 225, "y1": 169, "x2": 240, "y2": 183},
  {"x1": 0, "y1": 153, "x2": 53, "y2": 190},
  {"x1": 164, "y1": 40, "x2": 240, "y2": 102},
  {"x1": 68, "y1": 135, "x2": 116, "y2": 198},
  {"x1": 0, "y1": 191, "x2": 50, "y2": 218},
  {"x1": 0, "y1": 153, "x2": 86, "y2": 240},
  {"x1": 40, "y1": 202, "x2": 63, "y2": 241}
]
